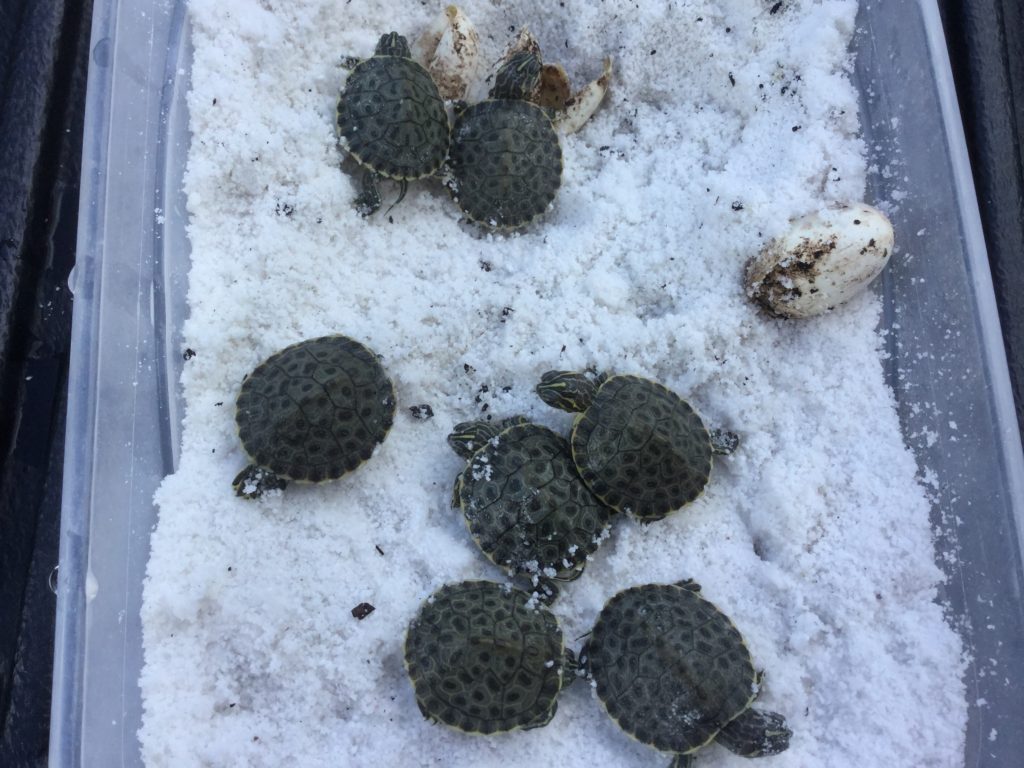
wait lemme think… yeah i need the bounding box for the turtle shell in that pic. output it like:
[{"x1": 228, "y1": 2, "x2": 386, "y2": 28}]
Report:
[
  {"x1": 454, "y1": 422, "x2": 612, "y2": 580},
  {"x1": 447, "y1": 99, "x2": 562, "y2": 228},
  {"x1": 235, "y1": 335, "x2": 395, "y2": 483},
  {"x1": 404, "y1": 580, "x2": 569, "y2": 734},
  {"x1": 337, "y1": 54, "x2": 449, "y2": 179},
  {"x1": 571, "y1": 374, "x2": 713, "y2": 522},
  {"x1": 585, "y1": 582, "x2": 757, "y2": 756}
]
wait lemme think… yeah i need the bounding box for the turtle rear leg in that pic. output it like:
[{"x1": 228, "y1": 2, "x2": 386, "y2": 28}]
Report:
[
  {"x1": 354, "y1": 169, "x2": 383, "y2": 216},
  {"x1": 715, "y1": 707, "x2": 792, "y2": 757},
  {"x1": 668, "y1": 754, "x2": 696, "y2": 768}
]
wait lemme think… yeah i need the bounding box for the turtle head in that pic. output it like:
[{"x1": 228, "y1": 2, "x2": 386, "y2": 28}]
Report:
[
  {"x1": 536, "y1": 370, "x2": 598, "y2": 412},
  {"x1": 490, "y1": 50, "x2": 542, "y2": 100},
  {"x1": 375, "y1": 32, "x2": 411, "y2": 58},
  {"x1": 447, "y1": 415, "x2": 530, "y2": 459},
  {"x1": 716, "y1": 707, "x2": 792, "y2": 758}
]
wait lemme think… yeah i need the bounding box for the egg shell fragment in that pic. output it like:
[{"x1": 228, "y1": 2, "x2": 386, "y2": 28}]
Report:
[{"x1": 744, "y1": 202, "x2": 894, "y2": 319}]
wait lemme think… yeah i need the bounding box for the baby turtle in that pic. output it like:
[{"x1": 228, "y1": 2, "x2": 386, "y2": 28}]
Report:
[
  {"x1": 404, "y1": 580, "x2": 576, "y2": 734},
  {"x1": 536, "y1": 371, "x2": 738, "y2": 523},
  {"x1": 448, "y1": 416, "x2": 613, "y2": 602},
  {"x1": 444, "y1": 49, "x2": 563, "y2": 229},
  {"x1": 336, "y1": 32, "x2": 450, "y2": 216},
  {"x1": 582, "y1": 581, "x2": 791, "y2": 767},
  {"x1": 469, "y1": 25, "x2": 613, "y2": 134},
  {"x1": 233, "y1": 335, "x2": 395, "y2": 498}
]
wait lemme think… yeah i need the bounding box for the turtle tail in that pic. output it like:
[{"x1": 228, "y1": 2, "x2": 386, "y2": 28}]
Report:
[{"x1": 383, "y1": 178, "x2": 409, "y2": 217}]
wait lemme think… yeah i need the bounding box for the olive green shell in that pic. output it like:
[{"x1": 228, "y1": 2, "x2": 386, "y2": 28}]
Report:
[
  {"x1": 454, "y1": 423, "x2": 612, "y2": 581},
  {"x1": 572, "y1": 375, "x2": 713, "y2": 522},
  {"x1": 337, "y1": 55, "x2": 449, "y2": 179},
  {"x1": 585, "y1": 583, "x2": 757, "y2": 756},
  {"x1": 235, "y1": 335, "x2": 395, "y2": 483},
  {"x1": 404, "y1": 580, "x2": 569, "y2": 734},
  {"x1": 447, "y1": 99, "x2": 562, "y2": 228}
]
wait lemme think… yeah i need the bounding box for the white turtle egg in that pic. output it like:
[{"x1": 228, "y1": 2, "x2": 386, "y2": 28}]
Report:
[
  {"x1": 744, "y1": 202, "x2": 894, "y2": 319},
  {"x1": 412, "y1": 4, "x2": 482, "y2": 101}
]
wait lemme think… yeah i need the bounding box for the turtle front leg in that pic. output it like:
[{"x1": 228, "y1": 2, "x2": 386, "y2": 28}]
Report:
[
  {"x1": 534, "y1": 577, "x2": 561, "y2": 605},
  {"x1": 451, "y1": 475, "x2": 462, "y2": 508},
  {"x1": 353, "y1": 168, "x2": 383, "y2": 216},
  {"x1": 232, "y1": 464, "x2": 288, "y2": 499},
  {"x1": 709, "y1": 428, "x2": 740, "y2": 455},
  {"x1": 436, "y1": 156, "x2": 460, "y2": 199}
]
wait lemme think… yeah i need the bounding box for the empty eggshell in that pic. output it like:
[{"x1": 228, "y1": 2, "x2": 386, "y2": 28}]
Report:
[
  {"x1": 744, "y1": 202, "x2": 894, "y2": 319},
  {"x1": 412, "y1": 5, "x2": 483, "y2": 101}
]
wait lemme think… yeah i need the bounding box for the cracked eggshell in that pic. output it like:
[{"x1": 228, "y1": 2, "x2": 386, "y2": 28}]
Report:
[
  {"x1": 412, "y1": 4, "x2": 483, "y2": 101},
  {"x1": 464, "y1": 27, "x2": 542, "y2": 104},
  {"x1": 744, "y1": 202, "x2": 894, "y2": 319}
]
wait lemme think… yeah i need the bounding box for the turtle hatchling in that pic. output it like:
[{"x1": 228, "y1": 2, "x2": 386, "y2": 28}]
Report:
[
  {"x1": 404, "y1": 580, "x2": 576, "y2": 734},
  {"x1": 536, "y1": 371, "x2": 737, "y2": 523},
  {"x1": 336, "y1": 32, "x2": 450, "y2": 216},
  {"x1": 448, "y1": 416, "x2": 613, "y2": 602},
  {"x1": 232, "y1": 335, "x2": 395, "y2": 498},
  {"x1": 444, "y1": 49, "x2": 563, "y2": 229},
  {"x1": 582, "y1": 581, "x2": 792, "y2": 767},
  {"x1": 465, "y1": 25, "x2": 613, "y2": 134}
]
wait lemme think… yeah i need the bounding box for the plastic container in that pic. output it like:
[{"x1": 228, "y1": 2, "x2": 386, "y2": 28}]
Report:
[{"x1": 50, "y1": 0, "x2": 1024, "y2": 765}]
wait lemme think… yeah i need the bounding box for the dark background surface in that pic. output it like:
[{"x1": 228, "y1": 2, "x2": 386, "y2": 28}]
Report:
[{"x1": 0, "y1": 0, "x2": 1020, "y2": 765}]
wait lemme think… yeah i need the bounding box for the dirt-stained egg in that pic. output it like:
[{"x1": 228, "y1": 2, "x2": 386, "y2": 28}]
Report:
[
  {"x1": 744, "y1": 202, "x2": 894, "y2": 319},
  {"x1": 412, "y1": 4, "x2": 483, "y2": 101}
]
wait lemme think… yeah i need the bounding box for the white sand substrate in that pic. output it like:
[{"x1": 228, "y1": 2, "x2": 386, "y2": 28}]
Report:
[{"x1": 140, "y1": 1, "x2": 967, "y2": 766}]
